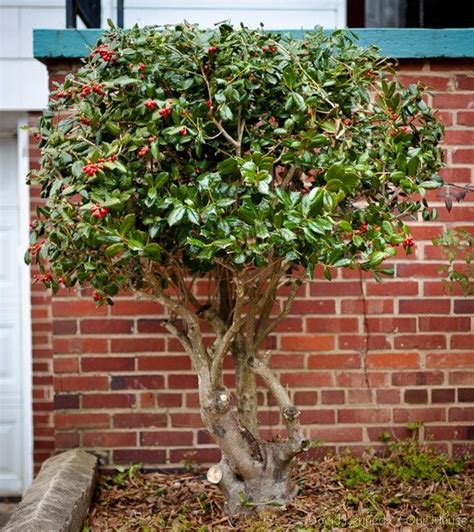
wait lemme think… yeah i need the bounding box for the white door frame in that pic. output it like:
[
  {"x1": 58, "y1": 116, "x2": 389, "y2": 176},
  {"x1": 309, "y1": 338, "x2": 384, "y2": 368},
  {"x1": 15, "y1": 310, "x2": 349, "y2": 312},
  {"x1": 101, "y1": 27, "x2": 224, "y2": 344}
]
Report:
[{"x1": 17, "y1": 115, "x2": 33, "y2": 492}]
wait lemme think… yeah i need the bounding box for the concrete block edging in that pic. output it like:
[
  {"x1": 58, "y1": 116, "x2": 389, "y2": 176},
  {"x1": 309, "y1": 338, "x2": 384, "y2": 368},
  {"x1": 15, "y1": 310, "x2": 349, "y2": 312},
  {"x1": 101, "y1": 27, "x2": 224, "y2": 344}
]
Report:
[{"x1": 4, "y1": 450, "x2": 97, "y2": 532}]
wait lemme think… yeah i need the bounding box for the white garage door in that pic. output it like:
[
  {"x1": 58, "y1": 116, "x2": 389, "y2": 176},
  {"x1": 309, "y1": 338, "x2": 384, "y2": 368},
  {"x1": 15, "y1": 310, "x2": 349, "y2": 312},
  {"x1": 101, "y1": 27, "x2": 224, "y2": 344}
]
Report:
[{"x1": 0, "y1": 134, "x2": 25, "y2": 495}]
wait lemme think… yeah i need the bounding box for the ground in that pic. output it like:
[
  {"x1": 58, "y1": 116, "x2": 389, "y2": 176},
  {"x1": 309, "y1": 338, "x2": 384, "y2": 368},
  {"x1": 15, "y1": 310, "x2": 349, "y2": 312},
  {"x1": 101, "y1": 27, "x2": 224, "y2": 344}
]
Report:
[{"x1": 83, "y1": 437, "x2": 473, "y2": 531}]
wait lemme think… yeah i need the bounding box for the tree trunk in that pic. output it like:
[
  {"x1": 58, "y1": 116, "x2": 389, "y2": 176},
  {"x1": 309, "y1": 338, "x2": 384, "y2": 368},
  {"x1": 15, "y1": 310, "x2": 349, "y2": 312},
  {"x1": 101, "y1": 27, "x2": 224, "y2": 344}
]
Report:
[
  {"x1": 209, "y1": 450, "x2": 296, "y2": 514},
  {"x1": 202, "y1": 387, "x2": 306, "y2": 515},
  {"x1": 231, "y1": 334, "x2": 259, "y2": 437}
]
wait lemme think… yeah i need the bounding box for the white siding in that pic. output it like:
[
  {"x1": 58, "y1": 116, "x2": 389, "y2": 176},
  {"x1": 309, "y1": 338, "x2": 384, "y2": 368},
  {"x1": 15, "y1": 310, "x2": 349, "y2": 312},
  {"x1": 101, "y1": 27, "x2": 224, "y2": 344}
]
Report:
[{"x1": 0, "y1": 0, "x2": 346, "y2": 109}]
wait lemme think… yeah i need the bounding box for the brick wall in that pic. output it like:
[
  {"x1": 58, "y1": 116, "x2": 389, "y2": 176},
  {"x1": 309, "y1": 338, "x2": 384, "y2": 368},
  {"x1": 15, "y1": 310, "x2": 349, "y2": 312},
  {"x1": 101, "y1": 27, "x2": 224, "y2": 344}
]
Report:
[{"x1": 30, "y1": 58, "x2": 474, "y2": 472}]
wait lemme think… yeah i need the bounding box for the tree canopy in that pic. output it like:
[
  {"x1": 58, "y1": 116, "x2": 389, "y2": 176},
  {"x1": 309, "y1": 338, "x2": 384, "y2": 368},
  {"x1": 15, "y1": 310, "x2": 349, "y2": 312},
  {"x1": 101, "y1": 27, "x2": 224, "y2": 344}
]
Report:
[{"x1": 28, "y1": 23, "x2": 443, "y2": 301}]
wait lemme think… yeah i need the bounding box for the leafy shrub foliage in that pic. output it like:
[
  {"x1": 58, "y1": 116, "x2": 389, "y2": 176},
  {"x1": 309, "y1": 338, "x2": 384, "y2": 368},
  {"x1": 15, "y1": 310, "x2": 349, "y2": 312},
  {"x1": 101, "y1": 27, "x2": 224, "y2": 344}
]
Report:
[{"x1": 27, "y1": 23, "x2": 443, "y2": 300}]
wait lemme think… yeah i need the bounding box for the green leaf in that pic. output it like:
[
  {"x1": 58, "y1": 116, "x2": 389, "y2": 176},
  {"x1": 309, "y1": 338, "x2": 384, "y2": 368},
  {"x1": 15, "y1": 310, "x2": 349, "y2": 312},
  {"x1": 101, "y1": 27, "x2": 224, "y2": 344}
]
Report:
[
  {"x1": 143, "y1": 243, "x2": 161, "y2": 259},
  {"x1": 105, "y1": 242, "x2": 125, "y2": 256},
  {"x1": 325, "y1": 163, "x2": 345, "y2": 181},
  {"x1": 121, "y1": 214, "x2": 136, "y2": 234},
  {"x1": 187, "y1": 208, "x2": 200, "y2": 225},
  {"x1": 217, "y1": 157, "x2": 238, "y2": 175},
  {"x1": 320, "y1": 120, "x2": 336, "y2": 133},
  {"x1": 339, "y1": 220, "x2": 352, "y2": 232},
  {"x1": 167, "y1": 205, "x2": 186, "y2": 226}
]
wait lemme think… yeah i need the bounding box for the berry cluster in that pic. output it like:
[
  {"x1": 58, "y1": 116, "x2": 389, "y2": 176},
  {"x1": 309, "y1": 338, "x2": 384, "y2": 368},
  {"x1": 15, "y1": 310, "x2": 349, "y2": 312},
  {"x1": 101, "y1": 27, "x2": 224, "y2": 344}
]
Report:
[
  {"x1": 91, "y1": 44, "x2": 117, "y2": 63},
  {"x1": 33, "y1": 273, "x2": 52, "y2": 283},
  {"x1": 159, "y1": 106, "x2": 172, "y2": 119},
  {"x1": 403, "y1": 236, "x2": 415, "y2": 249},
  {"x1": 90, "y1": 204, "x2": 110, "y2": 219},
  {"x1": 79, "y1": 83, "x2": 106, "y2": 99},
  {"x1": 138, "y1": 146, "x2": 150, "y2": 157},
  {"x1": 82, "y1": 154, "x2": 118, "y2": 177},
  {"x1": 28, "y1": 242, "x2": 42, "y2": 256},
  {"x1": 93, "y1": 291, "x2": 104, "y2": 302}
]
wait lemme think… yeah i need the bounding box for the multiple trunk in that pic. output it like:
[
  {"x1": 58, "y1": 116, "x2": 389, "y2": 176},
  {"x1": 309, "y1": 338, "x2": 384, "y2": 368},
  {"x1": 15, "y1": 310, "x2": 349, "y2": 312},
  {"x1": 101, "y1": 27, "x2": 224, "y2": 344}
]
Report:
[{"x1": 141, "y1": 260, "x2": 307, "y2": 514}]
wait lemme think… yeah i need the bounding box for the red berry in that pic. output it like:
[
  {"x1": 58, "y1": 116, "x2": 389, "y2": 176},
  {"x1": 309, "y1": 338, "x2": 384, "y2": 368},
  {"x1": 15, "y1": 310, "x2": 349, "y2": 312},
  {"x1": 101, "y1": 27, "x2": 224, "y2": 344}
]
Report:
[
  {"x1": 400, "y1": 125, "x2": 411, "y2": 134},
  {"x1": 206, "y1": 99, "x2": 214, "y2": 112},
  {"x1": 93, "y1": 291, "x2": 104, "y2": 302},
  {"x1": 91, "y1": 204, "x2": 110, "y2": 219},
  {"x1": 403, "y1": 236, "x2": 415, "y2": 249},
  {"x1": 144, "y1": 99, "x2": 157, "y2": 111},
  {"x1": 208, "y1": 46, "x2": 218, "y2": 54},
  {"x1": 83, "y1": 162, "x2": 101, "y2": 177},
  {"x1": 180, "y1": 126, "x2": 188, "y2": 136},
  {"x1": 159, "y1": 107, "x2": 172, "y2": 119},
  {"x1": 138, "y1": 63, "x2": 146, "y2": 71},
  {"x1": 138, "y1": 146, "x2": 150, "y2": 157}
]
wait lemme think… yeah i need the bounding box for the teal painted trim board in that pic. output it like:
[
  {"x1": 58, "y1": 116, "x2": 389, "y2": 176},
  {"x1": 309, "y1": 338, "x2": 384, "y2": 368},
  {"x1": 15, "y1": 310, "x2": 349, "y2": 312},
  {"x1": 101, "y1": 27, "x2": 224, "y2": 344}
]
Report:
[{"x1": 34, "y1": 28, "x2": 474, "y2": 61}]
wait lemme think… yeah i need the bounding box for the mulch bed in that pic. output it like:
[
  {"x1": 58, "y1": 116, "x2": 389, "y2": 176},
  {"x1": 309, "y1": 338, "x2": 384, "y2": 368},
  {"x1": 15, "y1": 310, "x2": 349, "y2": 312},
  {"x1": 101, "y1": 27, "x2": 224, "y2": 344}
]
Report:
[{"x1": 84, "y1": 447, "x2": 473, "y2": 531}]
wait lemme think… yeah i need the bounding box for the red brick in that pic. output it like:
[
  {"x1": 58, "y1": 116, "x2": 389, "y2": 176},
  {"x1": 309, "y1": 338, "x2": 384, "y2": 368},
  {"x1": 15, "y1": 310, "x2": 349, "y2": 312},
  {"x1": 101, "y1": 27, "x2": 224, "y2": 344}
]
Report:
[
  {"x1": 55, "y1": 413, "x2": 109, "y2": 429},
  {"x1": 452, "y1": 149, "x2": 474, "y2": 164},
  {"x1": 425, "y1": 426, "x2": 470, "y2": 441},
  {"x1": 53, "y1": 320, "x2": 77, "y2": 335},
  {"x1": 395, "y1": 335, "x2": 446, "y2": 350},
  {"x1": 137, "y1": 356, "x2": 191, "y2": 371},
  {"x1": 157, "y1": 393, "x2": 182, "y2": 408},
  {"x1": 287, "y1": 299, "x2": 337, "y2": 315},
  {"x1": 419, "y1": 316, "x2": 471, "y2": 332},
  {"x1": 458, "y1": 388, "x2": 474, "y2": 402},
  {"x1": 169, "y1": 448, "x2": 220, "y2": 464},
  {"x1": 451, "y1": 336, "x2": 474, "y2": 349},
  {"x1": 53, "y1": 357, "x2": 79, "y2": 374},
  {"x1": 400, "y1": 299, "x2": 451, "y2": 314},
  {"x1": 368, "y1": 353, "x2": 419, "y2": 369},
  {"x1": 366, "y1": 281, "x2": 418, "y2": 296},
  {"x1": 404, "y1": 389, "x2": 428, "y2": 404},
  {"x1": 82, "y1": 393, "x2": 135, "y2": 409},
  {"x1": 111, "y1": 338, "x2": 165, "y2": 353},
  {"x1": 338, "y1": 409, "x2": 390, "y2": 424},
  {"x1": 83, "y1": 432, "x2": 137, "y2": 447},
  {"x1": 306, "y1": 318, "x2": 358, "y2": 333},
  {"x1": 81, "y1": 319, "x2": 134, "y2": 334},
  {"x1": 336, "y1": 372, "x2": 387, "y2": 387},
  {"x1": 309, "y1": 427, "x2": 363, "y2": 442},
  {"x1": 111, "y1": 375, "x2": 165, "y2": 390},
  {"x1": 444, "y1": 129, "x2": 474, "y2": 145},
  {"x1": 366, "y1": 317, "x2": 416, "y2": 333},
  {"x1": 54, "y1": 394, "x2": 79, "y2": 409},
  {"x1": 171, "y1": 413, "x2": 203, "y2": 428},
  {"x1": 449, "y1": 371, "x2": 474, "y2": 385},
  {"x1": 168, "y1": 374, "x2": 198, "y2": 389},
  {"x1": 53, "y1": 337, "x2": 108, "y2": 354},
  {"x1": 348, "y1": 389, "x2": 373, "y2": 404},
  {"x1": 456, "y1": 75, "x2": 474, "y2": 90},
  {"x1": 321, "y1": 390, "x2": 345, "y2": 404},
  {"x1": 55, "y1": 432, "x2": 80, "y2": 448},
  {"x1": 454, "y1": 300, "x2": 474, "y2": 314},
  {"x1": 53, "y1": 300, "x2": 107, "y2": 317},
  {"x1": 110, "y1": 299, "x2": 165, "y2": 315},
  {"x1": 82, "y1": 357, "x2": 135, "y2": 372},
  {"x1": 310, "y1": 282, "x2": 361, "y2": 297},
  {"x1": 394, "y1": 408, "x2": 445, "y2": 423},
  {"x1": 293, "y1": 391, "x2": 318, "y2": 406},
  {"x1": 299, "y1": 409, "x2": 335, "y2": 424},
  {"x1": 308, "y1": 354, "x2": 360, "y2": 369},
  {"x1": 392, "y1": 371, "x2": 444, "y2": 386},
  {"x1": 113, "y1": 449, "x2": 166, "y2": 464},
  {"x1": 397, "y1": 263, "x2": 445, "y2": 278},
  {"x1": 270, "y1": 354, "x2": 305, "y2": 369},
  {"x1": 338, "y1": 335, "x2": 390, "y2": 351},
  {"x1": 398, "y1": 74, "x2": 450, "y2": 90},
  {"x1": 274, "y1": 318, "x2": 303, "y2": 332},
  {"x1": 428, "y1": 353, "x2": 474, "y2": 369},
  {"x1": 55, "y1": 376, "x2": 108, "y2": 392},
  {"x1": 433, "y1": 93, "x2": 474, "y2": 108},
  {"x1": 280, "y1": 335, "x2": 335, "y2": 351},
  {"x1": 432, "y1": 388, "x2": 456, "y2": 403},
  {"x1": 280, "y1": 372, "x2": 334, "y2": 388},
  {"x1": 449, "y1": 407, "x2": 474, "y2": 421},
  {"x1": 457, "y1": 110, "x2": 474, "y2": 126},
  {"x1": 341, "y1": 299, "x2": 393, "y2": 314},
  {"x1": 141, "y1": 431, "x2": 193, "y2": 446},
  {"x1": 376, "y1": 390, "x2": 401, "y2": 404},
  {"x1": 113, "y1": 413, "x2": 167, "y2": 428},
  {"x1": 438, "y1": 166, "x2": 471, "y2": 183}
]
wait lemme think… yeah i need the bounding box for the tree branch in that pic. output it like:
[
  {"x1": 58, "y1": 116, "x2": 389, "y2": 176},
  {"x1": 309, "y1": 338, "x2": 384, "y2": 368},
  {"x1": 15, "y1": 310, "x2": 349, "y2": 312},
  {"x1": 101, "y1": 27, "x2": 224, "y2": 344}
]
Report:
[{"x1": 249, "y1": 353, "x2": 308, "y2": 459}]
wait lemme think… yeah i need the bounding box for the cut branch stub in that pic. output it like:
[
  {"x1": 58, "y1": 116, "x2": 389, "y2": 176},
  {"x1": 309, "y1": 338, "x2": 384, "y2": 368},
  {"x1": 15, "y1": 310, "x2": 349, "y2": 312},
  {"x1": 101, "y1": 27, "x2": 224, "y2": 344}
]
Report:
[{"x1": 207, "y1": 464, "x2": 223, "y2": 484}]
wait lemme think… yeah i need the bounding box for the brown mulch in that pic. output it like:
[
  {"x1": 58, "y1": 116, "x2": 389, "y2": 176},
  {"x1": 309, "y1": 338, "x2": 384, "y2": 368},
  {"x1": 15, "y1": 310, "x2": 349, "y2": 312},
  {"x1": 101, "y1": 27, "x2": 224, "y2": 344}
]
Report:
[{"x1": 84, "y1": 452, "x2": 474, "y2": 531}]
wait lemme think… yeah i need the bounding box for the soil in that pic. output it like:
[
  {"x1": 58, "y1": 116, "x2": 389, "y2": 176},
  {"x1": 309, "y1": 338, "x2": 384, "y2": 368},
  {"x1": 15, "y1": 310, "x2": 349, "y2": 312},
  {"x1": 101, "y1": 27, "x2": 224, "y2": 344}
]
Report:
[{"x1": 84, "y1": 443, "x2": 473, "y2": 531}]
